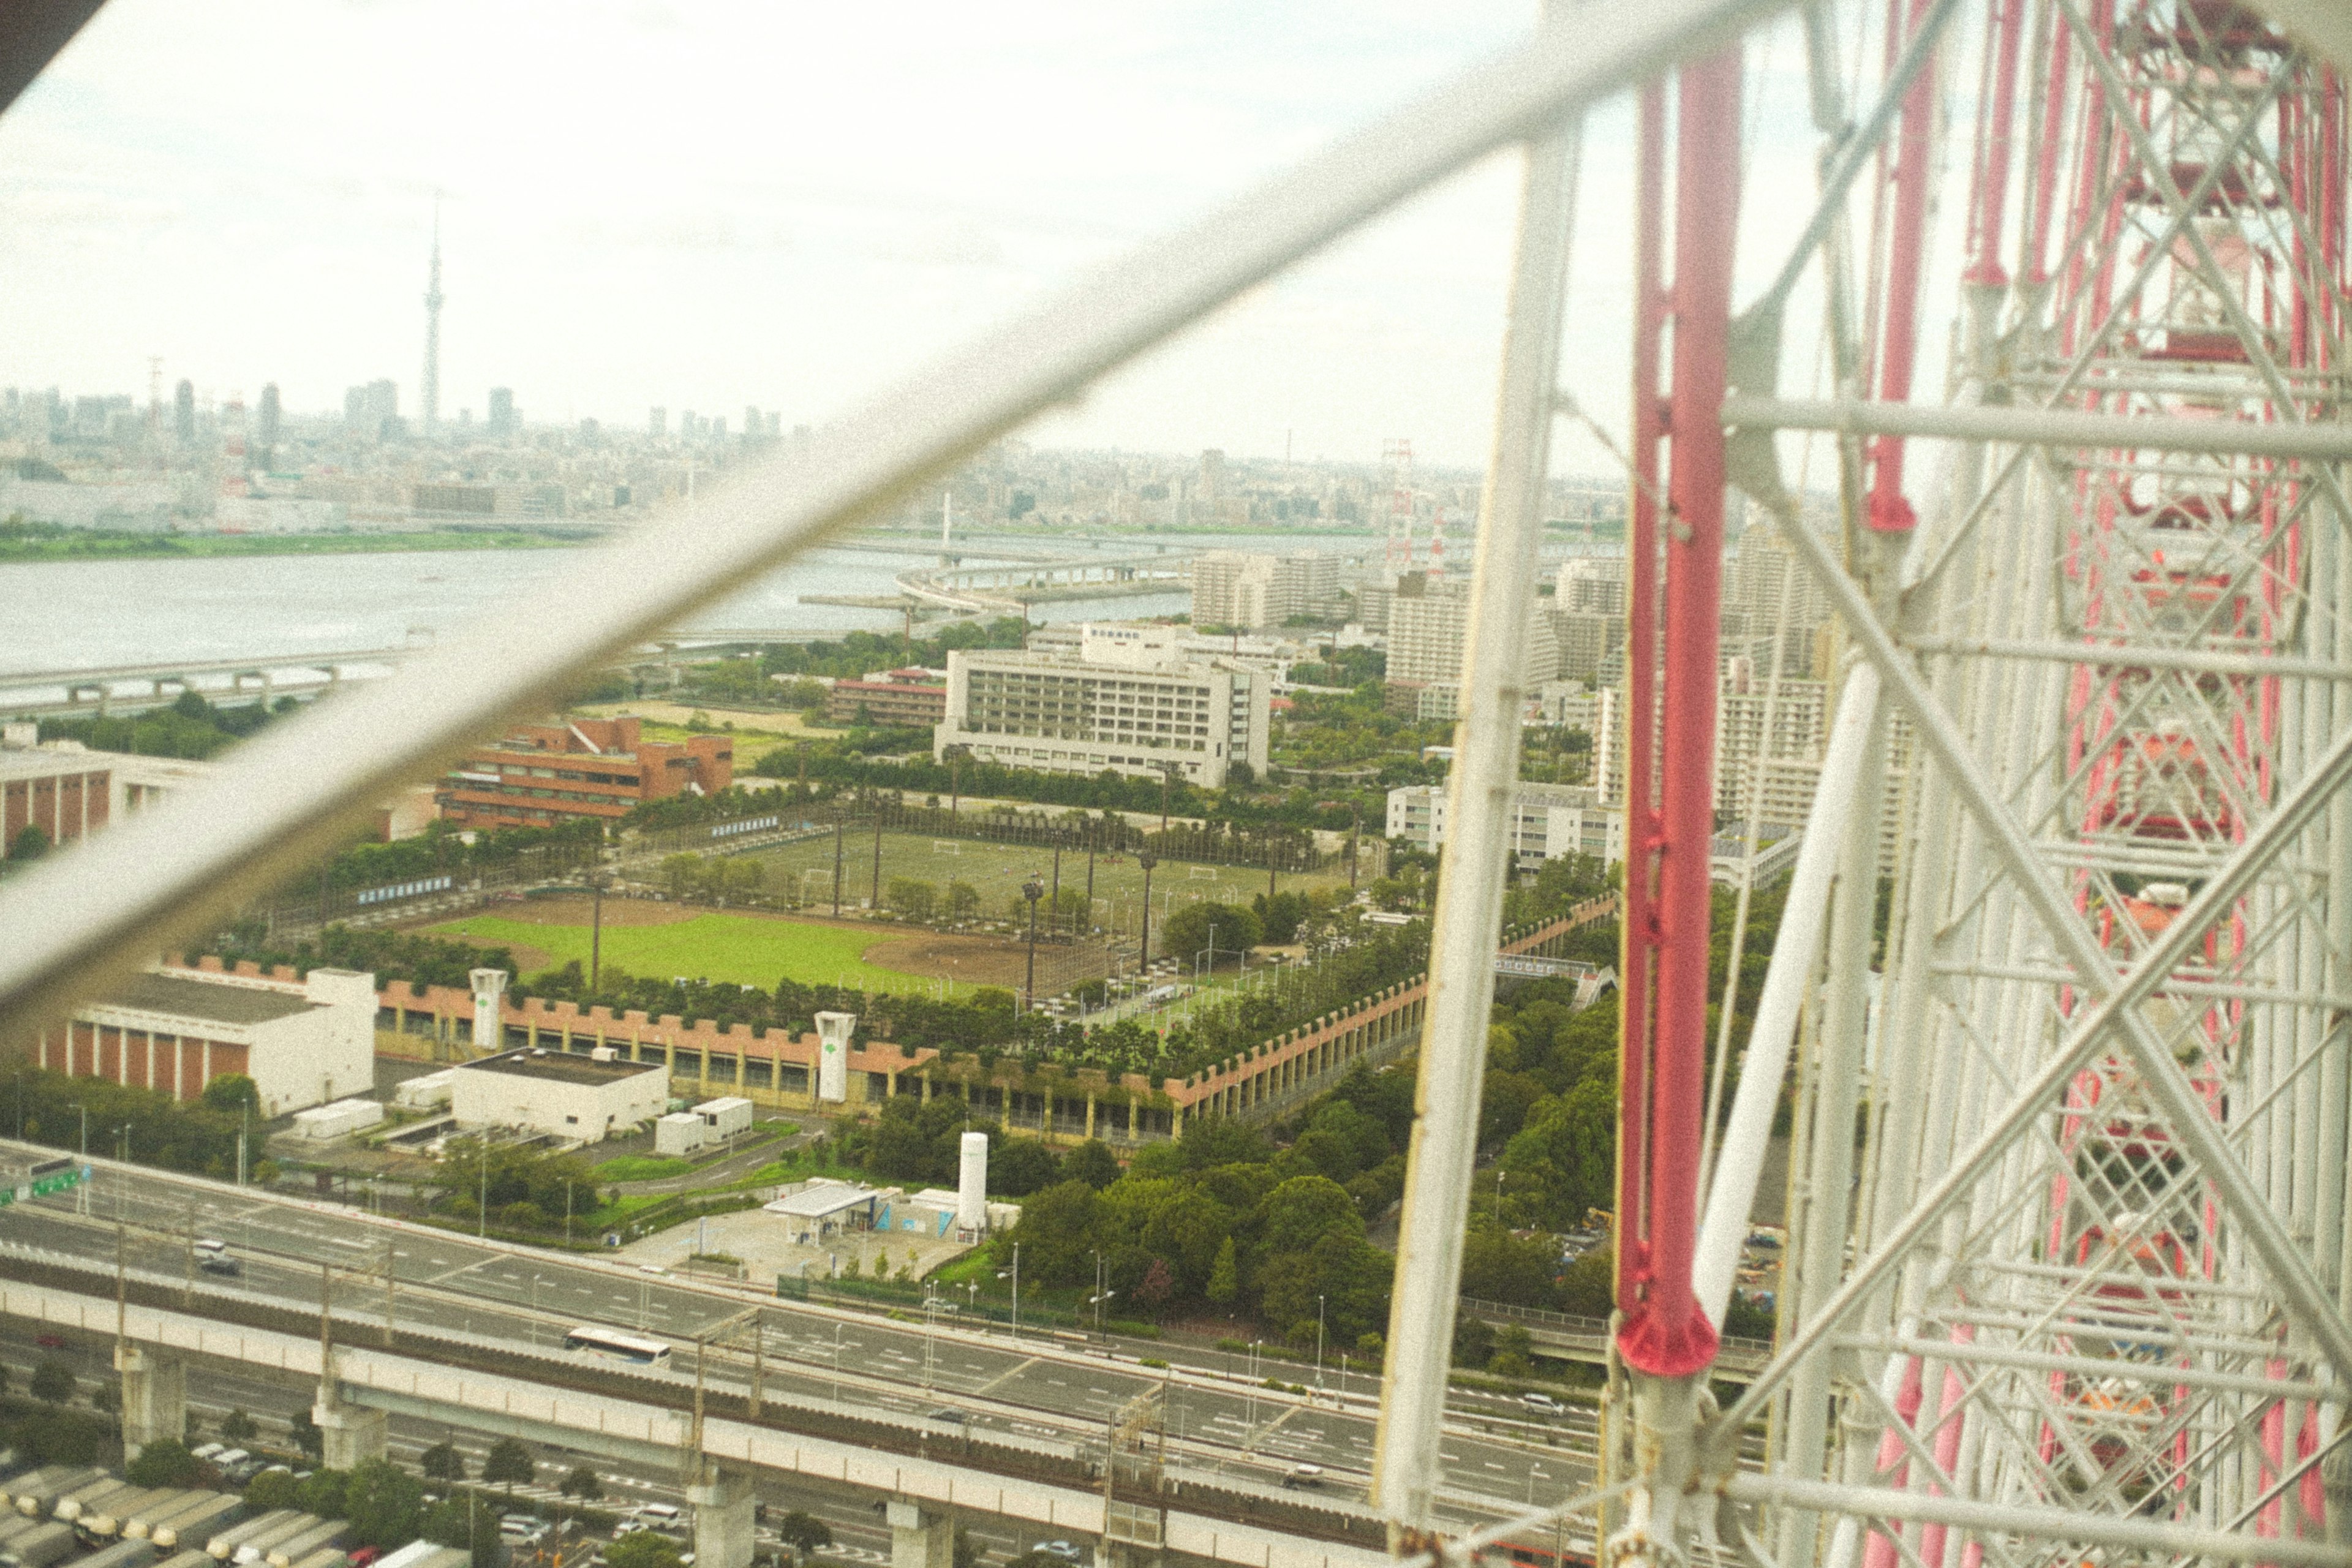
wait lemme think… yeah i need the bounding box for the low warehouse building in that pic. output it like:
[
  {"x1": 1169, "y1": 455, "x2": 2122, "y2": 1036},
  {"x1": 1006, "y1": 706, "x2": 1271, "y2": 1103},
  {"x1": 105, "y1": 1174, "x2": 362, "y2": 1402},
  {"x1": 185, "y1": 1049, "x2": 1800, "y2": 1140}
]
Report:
[
  {"x1": 654, "y1": 1111, "x2": 709, "y2": 1157},
  {"x1": 34, "y1": 965, "x2": 377, "y2": 1116},
  {"x1": 450, "y1": 1049, "x2": 666, "y2": 1143}
]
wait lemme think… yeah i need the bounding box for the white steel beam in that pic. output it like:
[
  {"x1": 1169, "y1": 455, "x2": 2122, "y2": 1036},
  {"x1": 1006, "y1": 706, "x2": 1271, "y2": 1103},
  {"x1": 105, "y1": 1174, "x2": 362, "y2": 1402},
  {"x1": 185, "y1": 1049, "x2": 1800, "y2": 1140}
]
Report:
[
  {"x1": 0, "y1": 0, "x2": 1796, "y2": 1037},
  {"x1": 1722, "y1": 395, "x2": 2352, "y2": 462},
  {"x1": 1694, "y1": 660, "x2": 1880, "y2": 1325},
  {"x1": 1372, "y1": 92, "x2": 1581, "y2": 1542},
  {"x1": 1897, "y1": 636, "x2": 2352, "y2": 682}
]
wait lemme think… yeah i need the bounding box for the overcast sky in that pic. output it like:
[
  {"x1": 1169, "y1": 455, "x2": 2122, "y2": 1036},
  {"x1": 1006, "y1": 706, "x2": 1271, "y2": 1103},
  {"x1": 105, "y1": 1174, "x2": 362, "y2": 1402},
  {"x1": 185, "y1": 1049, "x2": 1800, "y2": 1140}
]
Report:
[{"x1": 0, "y1": 1, "x2": 1908, "y2": 473}]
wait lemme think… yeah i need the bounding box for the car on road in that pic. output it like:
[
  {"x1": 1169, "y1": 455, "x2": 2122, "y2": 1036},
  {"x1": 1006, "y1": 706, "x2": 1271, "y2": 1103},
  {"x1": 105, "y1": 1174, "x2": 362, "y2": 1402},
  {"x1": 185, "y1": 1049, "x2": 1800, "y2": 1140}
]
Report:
[
  {"x1": 1280, "y1": 1464, "x2": 1325, "y2": 1490},
  {"x1": 633, "y1": 1506, "x2": 684, "y2": 1531},
  {"x1": 199, "y1": 1256, "x2": 243, "y2": 1278},
  {"x1": 1029, "y1": 1543, "x2": 1086, "y2": 1562},
  {"x1": 1520, "y1": 1393, "x2": 1567, "y2": 1417}
]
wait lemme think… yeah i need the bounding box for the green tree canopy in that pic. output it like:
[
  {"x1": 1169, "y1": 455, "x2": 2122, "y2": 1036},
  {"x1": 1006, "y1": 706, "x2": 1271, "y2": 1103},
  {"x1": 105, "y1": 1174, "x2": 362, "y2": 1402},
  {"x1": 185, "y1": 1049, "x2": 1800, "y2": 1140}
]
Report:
[
  {"x1": 343, "y1": 1461, "x2": 425, "y2": 1550},
  {"x1": 200, "y1": 1074, "x2": 259, "y2": 1114},
  {"x1": 28, "y1": 1358, "x2": 73, "y2": 1404},
  {"x1": 606, "y1": 1533, "x2": 687, "y2": 1568},
  {"x1": 1159, "y1": 902, "x2": 1261, "y2": 966},
  {"x1": 420, "y1": 1441, "x2": 468, "y2": 1483},
  {"x1": 482, "y1": 1435, "x2": 536, "y2": 1492},
  {"x1": 126, "y1": 1439, "x2": 204, "y2": 1488}
]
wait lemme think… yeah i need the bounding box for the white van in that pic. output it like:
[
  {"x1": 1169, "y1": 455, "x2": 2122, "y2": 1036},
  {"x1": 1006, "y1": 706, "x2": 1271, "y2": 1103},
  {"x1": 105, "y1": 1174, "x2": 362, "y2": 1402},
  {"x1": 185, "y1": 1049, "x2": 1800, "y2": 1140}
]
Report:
[
  {"x1": 1520, "y1": 1392, "x2": 1566, "y2": 1417},
  {"x1": 193, "y1": 1239, "x2": 227, "y2": 1259},
  {"x1": 634, "y1": 1506, "x2": 684, "y2": 1531}
]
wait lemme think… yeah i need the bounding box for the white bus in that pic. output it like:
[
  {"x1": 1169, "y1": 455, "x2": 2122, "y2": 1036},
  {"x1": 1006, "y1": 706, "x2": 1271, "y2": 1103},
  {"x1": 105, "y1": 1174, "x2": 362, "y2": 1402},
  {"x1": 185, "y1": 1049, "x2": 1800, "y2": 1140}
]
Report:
[{"x1": 562, "y1": 1325, "x2": 673, "y2": 1367}]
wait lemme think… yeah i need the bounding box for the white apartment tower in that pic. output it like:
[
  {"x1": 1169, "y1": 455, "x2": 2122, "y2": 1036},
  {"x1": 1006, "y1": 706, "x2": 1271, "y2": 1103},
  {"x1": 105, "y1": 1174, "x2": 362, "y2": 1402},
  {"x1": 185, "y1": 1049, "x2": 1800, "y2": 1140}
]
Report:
[{"x1": 1190, "y1": 550, "x2": 1341, "y2": 630}]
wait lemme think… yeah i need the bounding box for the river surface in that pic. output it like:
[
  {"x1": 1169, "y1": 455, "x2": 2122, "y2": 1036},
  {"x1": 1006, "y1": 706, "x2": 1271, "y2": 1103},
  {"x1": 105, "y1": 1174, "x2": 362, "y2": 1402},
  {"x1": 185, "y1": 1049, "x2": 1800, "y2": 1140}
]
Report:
[{"x1": 0, "y1": 529, "x2": 1374, "y2": 682}]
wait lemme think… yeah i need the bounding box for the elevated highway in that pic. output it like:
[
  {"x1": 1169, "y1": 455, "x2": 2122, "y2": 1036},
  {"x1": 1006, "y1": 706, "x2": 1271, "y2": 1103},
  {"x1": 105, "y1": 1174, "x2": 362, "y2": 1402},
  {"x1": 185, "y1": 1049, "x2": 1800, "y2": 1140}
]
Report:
[{"x1": 0, "y1": 1151, "x2": 1608, "y2": 1559}]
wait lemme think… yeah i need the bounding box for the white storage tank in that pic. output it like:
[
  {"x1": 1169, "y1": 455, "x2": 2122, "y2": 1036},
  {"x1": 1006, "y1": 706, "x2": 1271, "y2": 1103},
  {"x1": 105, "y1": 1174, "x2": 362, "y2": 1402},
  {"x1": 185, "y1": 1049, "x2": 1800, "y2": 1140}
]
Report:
[
  {"x1": 957, "y1": 1131, "x2": 988, "y2": 1232},
  {"x1": 695, "y1": 1096, "x2": 753, "y2": 1140},
  {"x1": 654, "y1": 1112, "x2": 709, "y2": 1157},
  {"x1": 391, "y1": 1071, "x2": 454, "y2": 1111},
  {"x1": 291, "y1": 1099, "x2": 385, "y2": 1140},
  {"x1": 814, "y1": 1012, "x2": 855, "y2": 1103}
]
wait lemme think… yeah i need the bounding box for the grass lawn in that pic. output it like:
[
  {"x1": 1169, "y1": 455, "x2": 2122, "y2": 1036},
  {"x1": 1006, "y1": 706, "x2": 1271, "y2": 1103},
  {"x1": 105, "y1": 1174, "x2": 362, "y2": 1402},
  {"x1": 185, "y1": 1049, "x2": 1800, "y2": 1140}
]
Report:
[
  {"x1": 594, "y1": 1156, "x2": 695, "y2": 1182},
  {"x1": 420, "y1": 911, "x2": 920, "y2": 989}
]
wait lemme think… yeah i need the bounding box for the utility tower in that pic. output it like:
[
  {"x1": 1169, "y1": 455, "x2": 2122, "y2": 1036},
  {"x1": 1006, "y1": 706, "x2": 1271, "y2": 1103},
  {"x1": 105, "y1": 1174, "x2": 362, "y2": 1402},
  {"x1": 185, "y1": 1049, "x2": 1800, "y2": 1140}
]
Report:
[
  {"x1": 1381, "y1": 436, "x2": 1413, "y2": 572},
  {"x1": 421, "y1": 194, "x2": 444, "y2": 436}
]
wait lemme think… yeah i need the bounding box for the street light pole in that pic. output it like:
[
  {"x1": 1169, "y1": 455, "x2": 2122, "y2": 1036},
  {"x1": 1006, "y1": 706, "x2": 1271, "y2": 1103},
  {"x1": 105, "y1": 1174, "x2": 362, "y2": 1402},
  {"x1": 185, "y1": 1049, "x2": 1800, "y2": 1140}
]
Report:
[
  {"x1": 589, "y1": 869, "x2": 606, "y2": 991},
  {"x1": 1137, "y1": 853, "x2": 1158, "y2": 974},
  {"x1": 1316, "y1": 1294, "x2": 1326, "y2": 1389}
]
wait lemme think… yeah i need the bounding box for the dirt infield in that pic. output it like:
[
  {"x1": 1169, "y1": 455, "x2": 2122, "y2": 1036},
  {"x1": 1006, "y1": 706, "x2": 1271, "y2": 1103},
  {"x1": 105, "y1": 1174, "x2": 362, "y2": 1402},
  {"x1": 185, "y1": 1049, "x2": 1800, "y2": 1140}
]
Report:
[{"x1": 862, "y1": 931, "x2": 1045, "y2": 988}]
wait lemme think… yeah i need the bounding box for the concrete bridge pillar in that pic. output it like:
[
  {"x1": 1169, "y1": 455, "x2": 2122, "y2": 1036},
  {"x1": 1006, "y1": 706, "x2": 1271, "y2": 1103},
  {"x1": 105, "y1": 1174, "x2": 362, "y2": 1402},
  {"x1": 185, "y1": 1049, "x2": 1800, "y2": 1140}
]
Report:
[
  {"x1": 688, "y1": 1469, "x2": 755, "y2": 1568},
  {"x1": 312, "y1": 1385, "x2": 387, "y2": 1469},
  {"x1": 116, "y1": 1344, "x2": 186, "y2": 1452},
  {"x1": 886, "y1": 1500, "x2": 952, "y2": 1568}
]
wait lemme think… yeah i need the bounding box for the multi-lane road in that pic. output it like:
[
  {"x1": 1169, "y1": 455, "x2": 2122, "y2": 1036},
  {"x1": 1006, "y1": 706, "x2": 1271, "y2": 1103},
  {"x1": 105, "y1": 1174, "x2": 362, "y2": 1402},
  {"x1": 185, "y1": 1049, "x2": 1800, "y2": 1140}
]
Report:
[{"x1": 0, "y1": 1149, "x2": 1604, "y2": 1531}]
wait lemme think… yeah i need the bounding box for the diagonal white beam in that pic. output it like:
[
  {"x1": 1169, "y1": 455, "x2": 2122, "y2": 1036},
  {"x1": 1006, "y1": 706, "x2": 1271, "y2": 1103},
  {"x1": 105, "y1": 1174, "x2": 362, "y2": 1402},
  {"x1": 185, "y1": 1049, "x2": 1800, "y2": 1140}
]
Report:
[
  {"x1": 1763, "y1": 502, "x2": 2352, "y2": 1390},
  {"x1": 0, "y1": 0, "x2": 1796, "y2": 1038}
]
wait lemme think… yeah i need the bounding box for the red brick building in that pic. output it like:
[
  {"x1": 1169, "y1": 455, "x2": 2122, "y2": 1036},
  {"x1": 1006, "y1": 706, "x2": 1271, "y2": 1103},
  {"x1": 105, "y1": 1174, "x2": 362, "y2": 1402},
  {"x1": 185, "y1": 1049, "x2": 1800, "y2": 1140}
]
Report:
[
  {"x1": 2, "y1": 745, "x2": 110, "y2": 859},
  {"x1": 824, "y1": 668, "x2": 948, "y2": 728},
  {"x1": 437, "y1": 715, "x2": 733, "y2": 831}
]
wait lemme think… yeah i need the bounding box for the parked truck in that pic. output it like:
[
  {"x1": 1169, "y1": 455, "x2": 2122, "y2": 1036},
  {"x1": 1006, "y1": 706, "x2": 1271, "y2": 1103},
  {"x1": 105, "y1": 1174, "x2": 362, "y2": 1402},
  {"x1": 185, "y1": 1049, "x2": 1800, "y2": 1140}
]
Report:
[
  {"x1": 55, "y1": 1480, "x2": 138, "y2": 1524},
  {"x1": 2, "y1": 1521, "x2": 80, "y2": 1568},
  {"x1": 263, "y1": 1522, "x2": 345, "y2": 1568},
  {"x1": 12, "y1": 1472, "x2": 105, "y2": 1519},
  {"x1": 86, "y1": 1490, "x2": 187, "y2": 1539},
  {"x1": 74, "y1": 1538, "x2": 161, "y2": 1568},
  {"x1": 231, "y1": 1515, "x2": 323, "y2": 1566},
  {"x1": 149, "y1": 1497, "x2": 241, "y2": 1551},
  {"x1": 206, "y1": 1512, "x2": 301, "y2": 1562}
]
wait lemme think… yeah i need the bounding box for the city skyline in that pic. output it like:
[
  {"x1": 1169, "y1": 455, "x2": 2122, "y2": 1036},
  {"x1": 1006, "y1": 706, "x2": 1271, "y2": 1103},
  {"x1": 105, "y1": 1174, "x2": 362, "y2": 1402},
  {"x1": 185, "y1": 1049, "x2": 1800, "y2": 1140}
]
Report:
[{"x1": 0, "y1": 0, "x2": 1566, "y2": 471}]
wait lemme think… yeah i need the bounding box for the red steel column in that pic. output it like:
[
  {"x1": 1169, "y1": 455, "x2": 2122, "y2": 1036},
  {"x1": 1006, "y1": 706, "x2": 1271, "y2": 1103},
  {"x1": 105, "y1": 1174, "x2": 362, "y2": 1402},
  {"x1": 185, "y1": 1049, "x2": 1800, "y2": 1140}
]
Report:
[
  {"x1": 1616, "y1": 46, "x2": 1741, "y2": 1381},
  {"x1": 1864, "y1": 0, "x2": 1941, "y2": 533}
]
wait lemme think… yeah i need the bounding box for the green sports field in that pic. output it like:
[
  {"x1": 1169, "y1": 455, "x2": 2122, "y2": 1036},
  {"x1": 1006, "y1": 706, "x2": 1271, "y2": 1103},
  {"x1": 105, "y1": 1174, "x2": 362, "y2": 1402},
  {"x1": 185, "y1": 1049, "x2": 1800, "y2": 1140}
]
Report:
[
  {"x1": 420, "y1": 911, "x2": 918, "y2": 990},
  {"x1": 737, "y1": 828, "x2": 1350, "y2": 932}
]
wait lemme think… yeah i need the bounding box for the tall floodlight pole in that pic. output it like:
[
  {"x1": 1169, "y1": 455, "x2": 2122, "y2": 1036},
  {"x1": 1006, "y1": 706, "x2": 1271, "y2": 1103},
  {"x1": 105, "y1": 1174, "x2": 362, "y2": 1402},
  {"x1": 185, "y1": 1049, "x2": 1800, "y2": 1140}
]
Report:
[
  {"x1": 1022, "y1": 876, "x2": 1044, "y2": 1011},
  {"x1": 1371, "y1": 79, "x2": 1582, "y2": 1544},
  {"x1": 1136, "y1": 854, "x2": 1158, "y2": 974}
]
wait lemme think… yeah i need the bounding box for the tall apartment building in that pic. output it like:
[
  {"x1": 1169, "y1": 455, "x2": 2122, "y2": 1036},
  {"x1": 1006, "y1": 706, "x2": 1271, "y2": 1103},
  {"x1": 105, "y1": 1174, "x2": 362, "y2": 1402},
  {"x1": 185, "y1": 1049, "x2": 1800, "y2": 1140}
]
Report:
[
  {"x1": 1556, "y1": 556, "x2": 1627, "y2": 615},
  {"x1": 1385, "y1": 779, "x2": 1623, "y2": 869},
  {"x1": 437, "y1": 715, "x2": 732, "y2": 831},
  {"x1": 1548, "y1": 607, "x2": 1623, "y2": 684},
  {"x1": 1387, "y1": 576, "x2": 1559, "y2": 688},
  {"x1": 932, "y1": 623, "x2": 1270, "y2": 788},
  {"x1": 1593, "y1": 671, "x2": 1828, "y2": 815},
  {"x1": 1190, "y1": 551, "x2": 1341, "y2": 630}
]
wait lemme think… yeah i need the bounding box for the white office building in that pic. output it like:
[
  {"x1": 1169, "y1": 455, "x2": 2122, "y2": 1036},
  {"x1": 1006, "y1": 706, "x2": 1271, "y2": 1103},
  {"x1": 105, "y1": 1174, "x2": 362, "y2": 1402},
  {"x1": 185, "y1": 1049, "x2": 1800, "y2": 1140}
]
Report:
[
  {"x1": 450, "y1": 1048, "x2": 668, "y2": 1144},
  {"x1": 932, "y1": 623, "x2": 1271, "y2": 788},
  {"x1": 1386, "y1": 780, "x2": 1623, "y2": 870}
]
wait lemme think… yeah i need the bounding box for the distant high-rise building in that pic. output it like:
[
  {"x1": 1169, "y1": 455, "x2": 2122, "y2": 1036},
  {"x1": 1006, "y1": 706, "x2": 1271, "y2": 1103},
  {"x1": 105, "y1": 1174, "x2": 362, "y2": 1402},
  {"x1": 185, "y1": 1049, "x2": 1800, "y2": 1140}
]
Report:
[
  {"x1": 743, "y1": 406, "x2": 761, "y2": 445},
  {"x1": 648, "y1": 406, "x2": 667, "y2": 438},
  {"x1": 421, "y1": 197, "x2": 445, "y2": 434},
  {"x1": 680, "y1": 409, "x2": 697, "y2": 442},
  {"x1": 257, "y1": 383, "x2": 281, "y2": 449},
  {"x1": 343, "y1": 380, "x2": 397, "y2": 442},
  {"x1": 712, "y1": 415, "x2": 727, "y2": 442},
  {"x1": 767, "y1": 412, "x2": 782, "y2": 439},
  {"x1": 1197, "y1": 448, "x2": 1226, "y2": 508},
  {"x1": 487, "y1": 387, "x2": 514, "y2": 437},
  {"x1": 578, "y1": 417, "x2": 600, "y2": 446},
  {"x1": 173, "y1": 379, "x2": 195, "y2": 443}
]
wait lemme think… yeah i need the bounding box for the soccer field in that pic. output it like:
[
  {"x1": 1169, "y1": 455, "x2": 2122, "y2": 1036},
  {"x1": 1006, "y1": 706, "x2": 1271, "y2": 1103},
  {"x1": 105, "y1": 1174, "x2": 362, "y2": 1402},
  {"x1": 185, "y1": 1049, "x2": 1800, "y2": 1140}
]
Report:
[
  {"x1": 421, "y1": 911, "x2": 921, "y2": 989},
  {"x1": 736, "y1": 828, "x2": 1352, "y2": 932}
]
